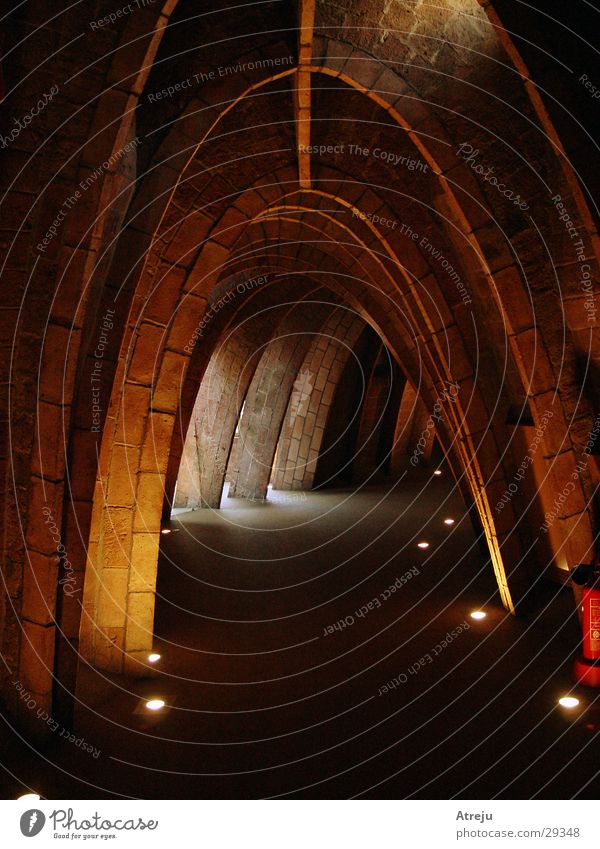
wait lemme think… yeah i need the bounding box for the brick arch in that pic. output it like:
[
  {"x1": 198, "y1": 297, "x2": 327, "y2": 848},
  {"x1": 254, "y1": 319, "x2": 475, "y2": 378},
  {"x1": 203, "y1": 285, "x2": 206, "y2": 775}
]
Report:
[
  {"x1": 91, "y1": 31, "x2": 556, "y2": 424},
  {"x1": 162, "y1": 179, "x2": 415, "y2": 513},
  {"x1": 162, "y1": 190, "x2": 412, "y2": 514},
  {"x1": 74, "y1": 198, "x2": 557, "y2": 678},
  {"x1": 160, "y1": 216, "x2": 406, "y2": 517},
  {"x1": 18, "y1": 3, "x2": 596, "y2": 688},
  {"x1": 0, "y1": 0, "x2": 181, "y2": 726},
  {"x1": 1, "y1": 0, "x2": 597, "y2": 745},
  {"x1": 240, "y1": 201, "x2": 529, "y2": 608},
  {"x1": 272, "y1": 307, "x2": 368, "y2": 491},
  {"x1": 78, "y1": 225, "x2": 383, "y2": 674},
  {"x1": 127, "y1": 54, "x2": 596, "y2": 496},
  {"x1": 227, "y1": 297, "x2": 340, "y2": 502},
  {"x1": 91, "y1": 61, "x2": 564, "y2": 624},
  {"x1": 174, "y1": 280, "x2": 328, "y2": 510},
  {"x1": 185, "y1": 222, "x2": 514, "y2": 608},
  {"x1": 79, "y1": 228, "x2": 456, "y2": 676},
  {"x1": 304, "y1": 36, "x2": 598, "y2": 572},
  {"x1": 240, "y1": 132, "x2": 597, "y2": 584},
  {"x1": 213, "y1": 186, "x2": 595, "y2": 610},
  {"x1": 206, "y1": 212, "x2": 510, "y2": 484},
  {"x1": 1, "y1": 0, "x2": 305, "y2": 707}
]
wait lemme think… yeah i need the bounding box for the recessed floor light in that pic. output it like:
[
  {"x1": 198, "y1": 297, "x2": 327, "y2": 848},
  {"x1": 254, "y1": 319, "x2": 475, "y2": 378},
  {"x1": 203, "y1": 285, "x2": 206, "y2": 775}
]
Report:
[
  {"x1": 148, "y1": 653, "x2": 161, "y2": 663},
  {"x1": 417, "y1": 541, "x2": 430, "y2": 549},
  {"x1": 470, "y1": 610, "x2": 486, "y2": 620},
  {"x1": 17, "y1": 793, "x2": 40, "y2": 801},
  {"x1": 160, "y1": 528, "x2": 171, "y2": 535},
  {"x1": 558, "y1": 696, "x2": 579, "y2": 709},
  {"x1": 145, "y1": 699, "x2": 165, "y2": 711},
  {"x1": 434, "y1": 470, "x2": 442, "y2": 476},
  {"x1": 444, "y1": 518, "x2": 455, "y2": 525}
]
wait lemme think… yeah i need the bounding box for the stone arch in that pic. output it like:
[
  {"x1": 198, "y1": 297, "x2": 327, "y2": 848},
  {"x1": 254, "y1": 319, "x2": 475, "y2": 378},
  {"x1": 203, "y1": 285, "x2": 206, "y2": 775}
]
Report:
[
  {"x1": 227, "y1": 296, "x2": 339, "y2": 502},
  {"x1": 272, "y1": 307, "x2": 368, "y2": 491},
  {"x1": 3, "y1": 0, "x2": 598, "y2": 726},
  {"x1": 238, "y1": 200, "x2": 531, "y2": 609},
  {"x1": 0, "y1": 0, "x2": 181, "y2": 725},
  {"x1": 303, "y1": 35, "x2": 599, "y2": 575},
  {"x1": 175, "y1": 279, "x2": 327, "y2": 509}
]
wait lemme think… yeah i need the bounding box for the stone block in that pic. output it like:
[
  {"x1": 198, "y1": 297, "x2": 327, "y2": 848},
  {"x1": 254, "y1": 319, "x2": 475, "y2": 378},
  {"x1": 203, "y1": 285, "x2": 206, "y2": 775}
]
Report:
[
  {"x1": 96, "y1": 568, "x2": 128, "y2": 629},
  {"x1": 125, "y1": 592, "x2": 155, "y2": 652}
]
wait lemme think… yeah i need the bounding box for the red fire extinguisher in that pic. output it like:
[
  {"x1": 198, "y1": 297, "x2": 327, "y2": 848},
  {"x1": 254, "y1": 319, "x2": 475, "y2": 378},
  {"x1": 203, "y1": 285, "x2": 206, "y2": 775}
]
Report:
[{"x1": 572, "y1": 560, "x2": 600, "y2": 687}]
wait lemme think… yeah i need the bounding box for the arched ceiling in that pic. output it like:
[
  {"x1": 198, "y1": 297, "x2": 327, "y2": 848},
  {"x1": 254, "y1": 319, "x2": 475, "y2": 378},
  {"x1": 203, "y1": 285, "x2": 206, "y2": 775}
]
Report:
[{"x1": 2, "y1": 0, "x2": 598, "y2": 727}]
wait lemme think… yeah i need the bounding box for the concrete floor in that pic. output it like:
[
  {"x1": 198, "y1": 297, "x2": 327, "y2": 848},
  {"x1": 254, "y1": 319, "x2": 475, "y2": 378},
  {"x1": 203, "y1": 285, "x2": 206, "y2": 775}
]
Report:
[{"x1": 2, "y1": 468, "x2": 599, "y2": 799}]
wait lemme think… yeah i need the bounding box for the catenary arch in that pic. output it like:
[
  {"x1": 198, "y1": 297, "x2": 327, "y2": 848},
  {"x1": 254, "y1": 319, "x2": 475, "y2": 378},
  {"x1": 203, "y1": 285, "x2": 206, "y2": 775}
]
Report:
[
  {"x1": 2, "y1": 4, "x2": 596, "y2": 728},
  {"x1": 81, "y1": 169, "x2": 596, "y2": 680}
]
